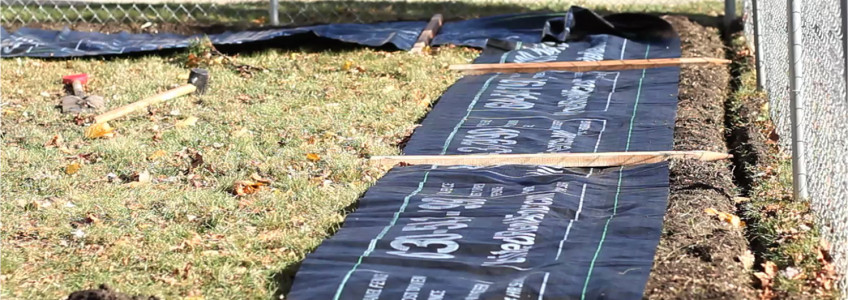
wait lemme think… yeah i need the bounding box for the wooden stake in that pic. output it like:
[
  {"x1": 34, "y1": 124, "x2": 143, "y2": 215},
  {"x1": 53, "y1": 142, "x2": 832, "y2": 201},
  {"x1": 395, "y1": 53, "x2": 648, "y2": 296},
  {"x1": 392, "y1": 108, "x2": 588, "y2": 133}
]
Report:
[
  {"x1": 449, "y1": 57, "x2": 731, "y2": 74},
  {"x1": 370, "y1": 151, "x2": 731, "y2": 168},
  {"x1": 410, "y1": 14, "x2": 443, "y2": 54}
]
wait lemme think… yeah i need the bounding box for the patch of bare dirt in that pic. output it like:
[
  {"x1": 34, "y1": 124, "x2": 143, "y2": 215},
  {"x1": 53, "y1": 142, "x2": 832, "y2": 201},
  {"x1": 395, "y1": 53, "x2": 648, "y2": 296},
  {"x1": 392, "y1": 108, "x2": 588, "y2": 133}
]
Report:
[
  {"x1": 65, "y1": 284, "x2": 159, "y2": 300},
  {"x1": 643, "y1": 16, "x2": 758, "y2": 299}
]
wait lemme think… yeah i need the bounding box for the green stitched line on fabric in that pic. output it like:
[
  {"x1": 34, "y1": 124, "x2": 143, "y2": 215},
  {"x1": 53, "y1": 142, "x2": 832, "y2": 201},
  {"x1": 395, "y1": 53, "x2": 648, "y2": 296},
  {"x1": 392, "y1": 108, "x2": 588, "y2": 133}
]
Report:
[
  {"x1": 441, "y1": 74, "x2": 498, "y2": 154},
  {"x1": 580, "y1": 44, "x2": 650, "y2": 299},
  {"x1": 333, "y1": 171, "x2": 432, "y2": 299}
]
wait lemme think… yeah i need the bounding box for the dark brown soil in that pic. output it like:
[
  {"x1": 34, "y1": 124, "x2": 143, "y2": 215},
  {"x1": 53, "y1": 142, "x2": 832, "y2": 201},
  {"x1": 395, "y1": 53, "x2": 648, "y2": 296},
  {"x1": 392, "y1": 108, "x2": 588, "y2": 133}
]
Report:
[
  {"x1": 643, "y1": 16, "x2": 758, "y2": 299},
  {"x1": 65, "y1": 284, "x2": 159, "y2": 300}
]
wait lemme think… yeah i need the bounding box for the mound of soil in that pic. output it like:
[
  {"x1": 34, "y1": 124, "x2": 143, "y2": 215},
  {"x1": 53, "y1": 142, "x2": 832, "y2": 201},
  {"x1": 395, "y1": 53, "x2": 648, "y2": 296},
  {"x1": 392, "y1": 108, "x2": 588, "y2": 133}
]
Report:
[{"x1": 643, "y1": 16, "x2": 758, "y2": 299}]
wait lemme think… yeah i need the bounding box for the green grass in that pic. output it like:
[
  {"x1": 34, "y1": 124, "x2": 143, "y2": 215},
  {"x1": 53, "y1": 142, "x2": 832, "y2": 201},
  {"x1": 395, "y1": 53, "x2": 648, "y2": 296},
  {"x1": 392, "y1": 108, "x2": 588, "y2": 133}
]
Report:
[
  {"x1": 0, "y1": 3, "x2": 740, "y2": 298},
  {"x1": 0, "y1": 46, "x2": 478, "y2": 299},
  {"x1": 726, "y1": 34, "x2": 840, "y2": 299}
]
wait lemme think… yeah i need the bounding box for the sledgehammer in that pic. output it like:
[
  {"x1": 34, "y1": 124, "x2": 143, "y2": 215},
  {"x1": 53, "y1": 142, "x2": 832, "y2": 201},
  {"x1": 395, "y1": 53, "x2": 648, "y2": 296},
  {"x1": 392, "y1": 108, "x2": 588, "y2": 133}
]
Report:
[
  {"x1": 85, "y1": 69, "x2": 208, "y2": 138},
  {"x1": 93, "y1": 68, "x2": 209, "y2": 124}
]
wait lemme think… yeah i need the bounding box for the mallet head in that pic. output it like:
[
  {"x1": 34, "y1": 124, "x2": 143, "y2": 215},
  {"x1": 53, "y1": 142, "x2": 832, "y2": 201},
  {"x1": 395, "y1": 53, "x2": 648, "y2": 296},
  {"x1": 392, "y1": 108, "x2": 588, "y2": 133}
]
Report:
[
  {"x1": 188, "y1": 68, "x2": 209, "y2": 95},
  {"x1": 62, "y1": 73, "x2": 89, "y2": 85}
]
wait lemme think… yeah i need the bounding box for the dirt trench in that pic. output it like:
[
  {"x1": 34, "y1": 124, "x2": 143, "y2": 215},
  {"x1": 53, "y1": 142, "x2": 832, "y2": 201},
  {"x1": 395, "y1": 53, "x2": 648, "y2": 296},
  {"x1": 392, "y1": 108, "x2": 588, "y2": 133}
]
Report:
[{"x1": 643, "y1": 16, "x2": 758, "y2": 299}]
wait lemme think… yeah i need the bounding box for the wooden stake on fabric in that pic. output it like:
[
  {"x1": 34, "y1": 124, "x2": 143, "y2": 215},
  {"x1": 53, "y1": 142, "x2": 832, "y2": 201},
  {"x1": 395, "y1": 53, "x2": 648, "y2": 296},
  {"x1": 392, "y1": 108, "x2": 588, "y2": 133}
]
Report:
[
  {"x1": 449, "y1": 57, "x2": 732, "y2": 74},
  {"x1": 410, "y1": 14, "x2": 444, "y2": 54},
  {"x1": 370, "y1": 151, "x2": 732, "y2": 168}
]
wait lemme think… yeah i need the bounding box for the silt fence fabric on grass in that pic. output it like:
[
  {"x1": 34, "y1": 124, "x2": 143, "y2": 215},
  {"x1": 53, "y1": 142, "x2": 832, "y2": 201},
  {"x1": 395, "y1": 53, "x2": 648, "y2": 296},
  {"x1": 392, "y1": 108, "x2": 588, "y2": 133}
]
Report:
[
  {"x1": 1, "y1": 8, "x2": 584, "y2": 57},
  {"x1": 289, "y1": 9, "x2": 681, "y2": 299},
  {"x1": 404, "y1": 15, "x2": 681, "y2": 155},
  {"x1": 287, "y1": 163, "x2": 670, "y2": 300}
]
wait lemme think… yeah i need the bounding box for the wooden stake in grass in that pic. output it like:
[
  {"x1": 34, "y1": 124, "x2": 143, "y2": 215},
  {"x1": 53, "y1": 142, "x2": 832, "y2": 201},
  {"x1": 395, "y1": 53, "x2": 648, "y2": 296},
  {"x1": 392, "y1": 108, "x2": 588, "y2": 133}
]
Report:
[
  {"x1": 450, "y1": 57, "x2": 731, "y2": 75},
  {"x1": 371, "y1": 150, "x2": 731, "y2": 168},
  {"x1": 410, "y1": 14, "x2": 443, "y2": 54}
]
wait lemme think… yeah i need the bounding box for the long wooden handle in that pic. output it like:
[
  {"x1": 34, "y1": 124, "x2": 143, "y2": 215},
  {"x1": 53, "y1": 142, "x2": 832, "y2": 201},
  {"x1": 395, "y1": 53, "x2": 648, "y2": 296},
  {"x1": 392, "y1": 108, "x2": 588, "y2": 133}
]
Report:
[
  {"x1": 371, "y1": 151, "x2": 732, "y2": 168},
  {"x1": 72, "y1": 80, "x2": 85, "y2": 97},
  {"x1": 450, "y1": 57, "x2": 731, "y2": 75},
  {"x1": 94, "y1": 84, "x2": 196, "y2": 124}
]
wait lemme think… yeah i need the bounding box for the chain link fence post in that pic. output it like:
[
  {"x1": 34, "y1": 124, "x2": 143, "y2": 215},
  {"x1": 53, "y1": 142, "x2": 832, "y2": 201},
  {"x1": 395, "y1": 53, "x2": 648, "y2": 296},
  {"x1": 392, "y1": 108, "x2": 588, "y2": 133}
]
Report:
[{"x1": 787, "y1": 0, "x2": 808, "y2": 201}]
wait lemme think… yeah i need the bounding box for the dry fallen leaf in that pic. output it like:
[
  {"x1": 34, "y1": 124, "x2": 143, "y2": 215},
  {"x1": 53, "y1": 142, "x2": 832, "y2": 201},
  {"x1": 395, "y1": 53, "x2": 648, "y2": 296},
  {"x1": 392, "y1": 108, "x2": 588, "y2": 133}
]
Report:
[
  {"x1": 45, "y1": 134, "x2": 63, "y2": 147},
  {"x1": 65, "y1": 163, "x2": 81, "y2": 175},
  {"x1": 704, "y1": 207, "x2": 746, "y2": 228},
  {"x1": 85, "y1": 122, "x2": 115, "y2": 139},
  {"x1": 342, "y1": 60, "x2": 354, "y2": 71},
  {"x1": 306, "y1": 153, "x2": 321, "y2": 162},
  {"x1": 738, "y1": 250, "x2": 755, "y2": 269},
  {"x1": 175, "y1": 116, "x2": 199, "y2": 128},
  {"x1": 763, "y1": 261, "x2": 778, "y2": 278},
  {"x1": 233, "y1": 180, "x2": 266, "y2": 196},
  {"x1": 147, "y1": 150, "x2": 168, "y2": 161}
]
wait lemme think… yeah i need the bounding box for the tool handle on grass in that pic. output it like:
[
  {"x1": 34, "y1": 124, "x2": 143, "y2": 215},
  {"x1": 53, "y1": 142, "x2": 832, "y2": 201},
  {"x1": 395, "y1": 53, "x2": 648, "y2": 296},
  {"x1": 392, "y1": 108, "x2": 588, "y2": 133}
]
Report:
[
  {"x1": 72, "y1": 80, "x2": 86, "y2": 97},
  {"x1": 94, "y1": 84, "x2": 196, "y2": 124}
]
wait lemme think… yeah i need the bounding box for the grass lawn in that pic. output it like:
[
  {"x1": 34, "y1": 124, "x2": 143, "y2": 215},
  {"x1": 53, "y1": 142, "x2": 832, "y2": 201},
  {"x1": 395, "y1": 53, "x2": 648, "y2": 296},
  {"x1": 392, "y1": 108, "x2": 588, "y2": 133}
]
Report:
[
  {"x1": 0, "y1": 2, "x2": 741, "y2": 299},
  {"x1": 0, "y1": 45, "x2": 479, "y2": 298}
]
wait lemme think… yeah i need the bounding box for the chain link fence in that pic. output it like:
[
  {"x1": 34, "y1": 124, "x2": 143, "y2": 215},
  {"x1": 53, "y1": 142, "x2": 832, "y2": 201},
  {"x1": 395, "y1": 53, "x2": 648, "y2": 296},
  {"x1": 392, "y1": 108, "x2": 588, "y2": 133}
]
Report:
[
  {"x1": 744, "y1": 0, "x2": 848, "y2": 296},
  {"x1": 1, "y1": 0, "x2": 727, "y2": 27}
]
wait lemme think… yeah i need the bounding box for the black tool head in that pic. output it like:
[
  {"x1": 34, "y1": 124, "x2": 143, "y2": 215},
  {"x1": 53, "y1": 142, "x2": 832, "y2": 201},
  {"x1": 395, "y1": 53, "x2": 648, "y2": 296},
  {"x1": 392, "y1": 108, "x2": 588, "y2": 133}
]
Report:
[{"x1": 188, "y1": 68, "x2": 209, "y2": 95}]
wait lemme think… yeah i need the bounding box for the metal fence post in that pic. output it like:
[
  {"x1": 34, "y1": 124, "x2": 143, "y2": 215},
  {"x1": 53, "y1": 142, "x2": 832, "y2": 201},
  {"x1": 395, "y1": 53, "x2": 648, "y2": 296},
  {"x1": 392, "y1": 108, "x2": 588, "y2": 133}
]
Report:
[
  {"x1": 752, "y1": 0, "x2": 764, "y2": 90},
  {"x1": 787, "y1": 0, "x2": 808, "y2": 200},
  {"x1": 841, "y1": 0, "x2": 848, "y2": 101},
  {"x1": 269, "y1": 0, "x2": 280, "y2": 26},
  {"x1": 725, "y1": 0, "x2": 737, "y2": 30}
]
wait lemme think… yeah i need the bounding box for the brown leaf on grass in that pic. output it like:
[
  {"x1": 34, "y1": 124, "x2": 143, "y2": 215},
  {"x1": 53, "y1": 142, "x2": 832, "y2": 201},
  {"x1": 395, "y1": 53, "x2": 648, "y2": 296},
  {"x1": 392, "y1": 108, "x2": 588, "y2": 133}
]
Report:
[
  {"x1": 85, "y1": 122, "x2": 115, "y2": 139},
  {"x1": 65, "y1": 163, "x2": 81, "y2": 175},
  {"x1": 306, "y1": 153, "x2": 321, "y2": 162},
  {"x1": 250, "y1": 173, "x2": 273, "y2": 184},
  {"x1": 175, "y1": 116, "x2": 199, "y2": 128},
  {"x1": 44, "y1": 135, "x2": 65, "y2": 149},
  {"x1": 85, "y1": 213, "x2": 101, "y2": 224},
  {"x1": 170, "y1": 232, "x2": 203, "y2": 251},
  {"x1": 763, "y1": 261, "x2": 778, "y2": 278},
  {"x1": 147, "y1": 150, "x2": 168, "y2": 161},
  {"x1": 233, "y1": 180, "x2": 266, "y2": 196}
]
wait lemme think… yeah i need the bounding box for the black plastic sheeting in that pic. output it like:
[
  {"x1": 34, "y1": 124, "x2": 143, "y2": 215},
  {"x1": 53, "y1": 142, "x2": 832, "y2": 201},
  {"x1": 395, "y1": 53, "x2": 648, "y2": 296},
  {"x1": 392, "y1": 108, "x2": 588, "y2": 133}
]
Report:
[
  {"x1": 287, "y1": 163, "x2": 670, "y2": 300},
  {"x1": 404, "y1": 40, "x2": 681, "y2": 155},
  {"x1": 0, "y1": 21, "x2": 426, "y2": 57},
  {"x1": 0, "y1": 6, "x2": 677, "y2": 58},
  {"x1": 288, "y1": 8, "x2": 681, "y2": 300}
]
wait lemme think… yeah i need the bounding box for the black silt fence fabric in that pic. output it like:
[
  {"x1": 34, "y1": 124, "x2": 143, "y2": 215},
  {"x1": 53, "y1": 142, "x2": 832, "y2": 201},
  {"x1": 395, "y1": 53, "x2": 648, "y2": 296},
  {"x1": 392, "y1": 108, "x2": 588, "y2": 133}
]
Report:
[
  {"x1": 287, "y1": 163, "x2": 670, "y2": 300},
  {"x1": 288, "y1": 7, "x2": 680, "y2": 300},
  {"x1": 405, "y1": 22, "x2": 681, "y2": 155}
]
